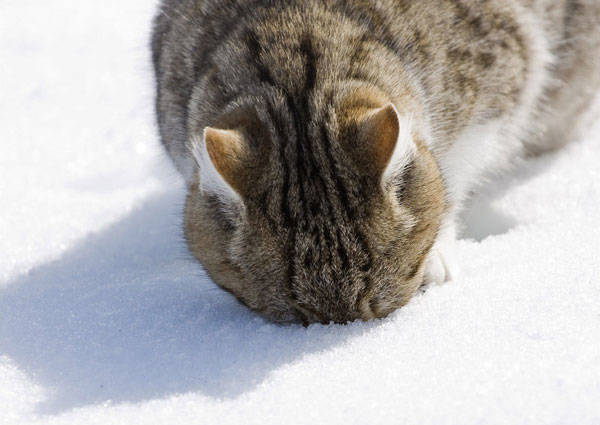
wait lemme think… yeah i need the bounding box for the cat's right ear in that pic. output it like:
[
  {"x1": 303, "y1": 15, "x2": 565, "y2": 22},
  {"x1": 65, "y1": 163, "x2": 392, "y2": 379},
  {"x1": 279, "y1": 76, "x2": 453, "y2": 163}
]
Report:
[
  {"x1": 190, "y1": 127, "x2": 249, "y2": 202},
  {"x1": 352, "y1": 103, "x2": 416, "y2": 184}
]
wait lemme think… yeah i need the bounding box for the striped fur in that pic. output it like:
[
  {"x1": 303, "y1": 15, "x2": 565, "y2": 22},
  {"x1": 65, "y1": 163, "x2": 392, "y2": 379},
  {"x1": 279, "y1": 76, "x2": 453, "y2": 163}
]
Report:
[{"x1": 153, "y1": 0, "x2": 600, "y2": 323}]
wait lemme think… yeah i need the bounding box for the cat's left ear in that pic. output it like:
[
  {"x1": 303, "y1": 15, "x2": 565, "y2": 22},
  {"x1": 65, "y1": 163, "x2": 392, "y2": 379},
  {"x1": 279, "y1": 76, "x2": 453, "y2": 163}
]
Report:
[{"x1": 189, "y1": 127, "x2": 250, "y2": 202}]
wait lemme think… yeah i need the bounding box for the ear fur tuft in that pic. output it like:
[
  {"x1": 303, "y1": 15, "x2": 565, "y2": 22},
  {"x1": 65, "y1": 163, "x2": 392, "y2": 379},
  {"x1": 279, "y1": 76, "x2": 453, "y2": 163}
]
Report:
[
  {"x1": 379, "y1": 106, "x2": 416, "y2": 184},
  {"x1": 190, "y1": 128, "x2": 244, "y2": 202},
  {"x1": 352, "y1": 102, "x2": 416, "y2": 183}
]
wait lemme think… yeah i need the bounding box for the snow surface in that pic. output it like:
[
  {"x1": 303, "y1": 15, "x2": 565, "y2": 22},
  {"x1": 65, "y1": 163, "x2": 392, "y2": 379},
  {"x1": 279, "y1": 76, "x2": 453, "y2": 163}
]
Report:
[{"x1": 1, "y1": 1, "x2": 599, "y2": 424}]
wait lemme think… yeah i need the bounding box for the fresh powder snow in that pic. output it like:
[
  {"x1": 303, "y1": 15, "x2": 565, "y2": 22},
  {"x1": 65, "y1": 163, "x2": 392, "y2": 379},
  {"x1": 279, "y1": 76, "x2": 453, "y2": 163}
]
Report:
[{"x1": 1, "y1": 1, "x2": 599, "y2": 424}]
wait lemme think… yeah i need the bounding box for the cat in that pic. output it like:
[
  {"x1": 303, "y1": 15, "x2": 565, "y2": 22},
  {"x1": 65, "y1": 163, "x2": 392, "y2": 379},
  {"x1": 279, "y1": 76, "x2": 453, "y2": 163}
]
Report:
[{"x1": 152, "y1": 0, "x2": 600, "y2": 324}]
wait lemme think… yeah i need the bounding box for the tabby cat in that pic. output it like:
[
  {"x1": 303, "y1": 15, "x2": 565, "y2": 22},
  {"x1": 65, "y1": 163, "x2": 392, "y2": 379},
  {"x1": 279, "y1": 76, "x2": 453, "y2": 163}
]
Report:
[{"x1": 152, "y1": 0, "x2": 600, "y2": 324}]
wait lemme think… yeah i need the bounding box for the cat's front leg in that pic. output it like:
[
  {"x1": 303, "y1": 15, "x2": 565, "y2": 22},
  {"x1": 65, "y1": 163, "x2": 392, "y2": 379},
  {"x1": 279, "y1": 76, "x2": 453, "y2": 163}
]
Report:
[{"x1": 421, "y1": 217, "x2": 459, "y2": 290}]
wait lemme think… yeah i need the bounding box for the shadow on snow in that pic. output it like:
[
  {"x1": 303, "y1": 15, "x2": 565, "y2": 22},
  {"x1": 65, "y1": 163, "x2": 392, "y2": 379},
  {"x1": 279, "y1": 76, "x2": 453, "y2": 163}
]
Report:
[
  {"x1": 0, "y1": 149, "x2": 557, "y2": 415},
  {"x1": 0, "y1": 191, "x2": 368, "y2": 414}
]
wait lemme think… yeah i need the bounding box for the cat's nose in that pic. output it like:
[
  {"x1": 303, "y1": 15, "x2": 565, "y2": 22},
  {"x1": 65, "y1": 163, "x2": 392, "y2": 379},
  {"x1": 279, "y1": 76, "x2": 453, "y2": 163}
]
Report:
[
  {"x1": 294, "y1": 298, "x2": 375, "y2": 325},
  {"x1": 327, "y1": 305, "x2": 375, "y2": 325},
  {"x1": 298, "y1": 308, "x2": 361, "y2": 325},
  {"x1": 325, "y1": 299, "x2": 376, "y2": 324}
]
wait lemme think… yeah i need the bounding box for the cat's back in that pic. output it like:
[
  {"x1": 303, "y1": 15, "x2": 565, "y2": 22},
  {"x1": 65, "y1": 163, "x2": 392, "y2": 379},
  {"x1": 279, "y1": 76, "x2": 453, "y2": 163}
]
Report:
[
  {"x1": 152, "y1": 0, "x2": 322, "y2": 178},
  {"x1": 525, "y1": 0, "x2": 600, "y2": 149},
  {"x1": 152, "y1": 0, "x2": 531, "y2": 172},
  {"x1": 152, "y1": 0, "x2": 600, "y2": 173}
]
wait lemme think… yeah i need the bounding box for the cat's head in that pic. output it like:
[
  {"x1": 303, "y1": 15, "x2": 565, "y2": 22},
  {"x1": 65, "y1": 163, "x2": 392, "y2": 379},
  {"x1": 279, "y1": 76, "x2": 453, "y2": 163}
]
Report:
[{"x1": 185, "y1": 87, "x2": 446, "y2": 324}]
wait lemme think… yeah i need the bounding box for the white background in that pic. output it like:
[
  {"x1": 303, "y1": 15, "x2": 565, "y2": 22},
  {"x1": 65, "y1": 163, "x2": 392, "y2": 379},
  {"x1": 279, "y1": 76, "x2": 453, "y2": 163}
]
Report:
[{"x1": 1, "y1": 1, "x2": 599, "y2": 424}]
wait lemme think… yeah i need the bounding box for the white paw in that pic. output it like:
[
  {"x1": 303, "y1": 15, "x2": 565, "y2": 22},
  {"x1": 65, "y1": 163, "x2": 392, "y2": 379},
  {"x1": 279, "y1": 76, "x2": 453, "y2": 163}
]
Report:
[{"x1": 421, "y1": 230, "x2": 459, "y2": 290}]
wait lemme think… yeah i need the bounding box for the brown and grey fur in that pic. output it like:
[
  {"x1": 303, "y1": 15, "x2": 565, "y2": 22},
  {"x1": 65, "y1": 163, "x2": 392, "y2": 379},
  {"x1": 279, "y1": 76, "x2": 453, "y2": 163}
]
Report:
[{"x1": 152, "y1": 0, "x2": 600, "y2": 324}]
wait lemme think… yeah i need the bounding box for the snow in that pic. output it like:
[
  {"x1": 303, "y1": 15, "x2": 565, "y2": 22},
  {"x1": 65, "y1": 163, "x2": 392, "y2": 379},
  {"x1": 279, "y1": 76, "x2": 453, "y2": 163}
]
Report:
[{"x1": 1, "y1": 1, "x2": 599, "y2": 424}]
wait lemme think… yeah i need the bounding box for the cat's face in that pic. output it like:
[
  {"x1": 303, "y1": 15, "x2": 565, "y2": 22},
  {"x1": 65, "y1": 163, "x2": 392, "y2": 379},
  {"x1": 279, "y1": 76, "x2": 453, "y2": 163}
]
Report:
[{"x1": 184, "y1": 95, "x2": 446, "y2": 324}]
